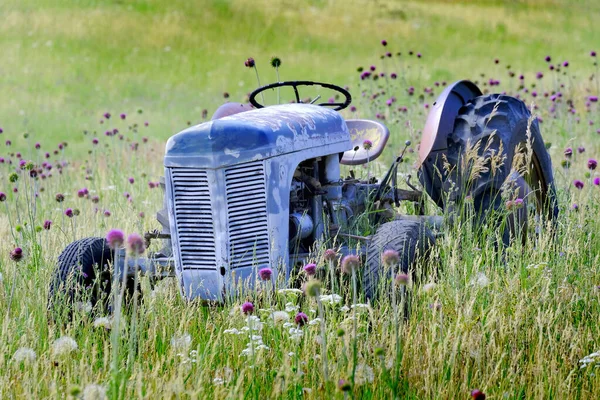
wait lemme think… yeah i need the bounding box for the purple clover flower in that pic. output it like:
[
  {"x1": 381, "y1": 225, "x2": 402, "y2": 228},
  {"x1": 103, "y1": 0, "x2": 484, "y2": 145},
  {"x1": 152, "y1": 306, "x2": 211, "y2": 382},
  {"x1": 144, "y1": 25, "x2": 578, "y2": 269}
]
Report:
[
  {"x1": 588, "y1": 159, "x2": 598, "y2": 170},
  {"x1": 303, "y1": 263, "x2": 317, "y2": 276},
  {"x1": 381, "y1": 249, "x2": 400, "y2": 266},
  {"x1": 106, "y1": 229, "x2": 124, "y2": 249},
  {"x1": 295, "y1": 312, "x2": 308, "y2": 326},
  {"x1": 241, "y1": 302, "x2": 254, "y2": 315},
  {"x1": 573, "y1": 179, "x2": 584, "y2": 189},
  {"x1": 258, "y1": 267, "x2": 272, "y2": 281},
  {"x1": 64, "y1": 208, "x2": 74, "y2": 218},
  {"x1": 127, "y1": 233, "x2": 145, "y2": 255},
  {"x1": 10, "y1": 247, "x2": 23, "y2": 262},
  {"x1": 43, "y1": 220, "x2": 52, "y2": 230},
  {"x1": 341, "y1": 254, "x2": 360, "y2": 274}
]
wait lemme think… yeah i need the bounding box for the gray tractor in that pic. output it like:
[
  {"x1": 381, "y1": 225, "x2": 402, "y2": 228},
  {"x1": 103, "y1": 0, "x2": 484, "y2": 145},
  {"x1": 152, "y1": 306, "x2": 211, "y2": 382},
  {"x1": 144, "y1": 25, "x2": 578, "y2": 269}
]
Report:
[{"x1": 48, "y1": 80, "x2": 558, "y2": 315}]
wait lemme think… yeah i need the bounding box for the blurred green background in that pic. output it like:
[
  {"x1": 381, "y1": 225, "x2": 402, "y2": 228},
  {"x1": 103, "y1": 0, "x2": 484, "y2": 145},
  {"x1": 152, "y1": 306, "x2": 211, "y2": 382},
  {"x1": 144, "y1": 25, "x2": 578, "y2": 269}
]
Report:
[{"x1": 1, "y1": 0, "x2": 599, "y2": 148}]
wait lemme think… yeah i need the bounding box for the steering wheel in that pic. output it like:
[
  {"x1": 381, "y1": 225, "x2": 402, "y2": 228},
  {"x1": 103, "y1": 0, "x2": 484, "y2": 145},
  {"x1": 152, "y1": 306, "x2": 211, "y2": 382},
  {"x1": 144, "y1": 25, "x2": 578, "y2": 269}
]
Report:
[{"x1": 249, "y1": 80, "x2": 352, "y2": 111}]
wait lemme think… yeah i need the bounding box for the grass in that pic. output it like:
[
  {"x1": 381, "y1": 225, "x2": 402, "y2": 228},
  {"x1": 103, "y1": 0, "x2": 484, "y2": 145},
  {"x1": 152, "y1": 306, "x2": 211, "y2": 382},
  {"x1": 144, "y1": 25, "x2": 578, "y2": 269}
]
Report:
[{"x1": 1, "y1": 0, "x2": 600, "y2": 398}]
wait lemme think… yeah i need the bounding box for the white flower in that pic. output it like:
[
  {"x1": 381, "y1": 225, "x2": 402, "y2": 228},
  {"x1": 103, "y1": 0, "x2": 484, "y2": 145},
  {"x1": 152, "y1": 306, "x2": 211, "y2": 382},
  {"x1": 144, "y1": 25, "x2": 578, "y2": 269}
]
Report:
[
  {"x1": 213, "y1": 377, "x2": 224, "y2": 385},
  {"x1": 289, "y1": 328, "x2": 304, "y2": 341},
  {"x1": 271, "y1": 311, "x2": 290, "y2": 323},
  {"x1": 320, "y1": 294, "x2": 342, "y2": 304},
  {"x1": 285, "y1": 302, "x2": 299, "y2": 313},
  {"x1": 278, "y1": 288, "x2": 303, "y2": 295},
  {"x1": 82, "y1": 384, "x2": 107, "y2": 400},
  {"x1": 52, "y1": 336, "x2": 78, "y2": 357},
  {"x1": 340, "y1": 305, "x2": 350, "y2": 313},
  {"x1": 288, "y1": 352, "x2": 295, "y2": 357},
  {"x1": 283, "y1": 322, "x2": 294, "y2": 328},
  {"x1": 470, "y1": 272, "x2": 490, "y2": 288},
  {"x1": 309, "y1": 309, "x2": 316, "y2": 314},
  {"x1": 171, "y1": 333, "x2": 192, "y2": 351},
  {"x1": 354, "y1": 364, "x2": 374, "y2": 385},
  {"x1": 224, "y1": 328, "x2": 242, "y2": 335},
  {"x1": 308, "y1": 318, "x2": 321, "y2": 326},
  {"x1": 255, "y1": 344, "x2": 270, "y2": 351},
  {"x1": 351, "y1": 303, "x2": 370, "y2": 311},
  {"x1": 75, "y1": 301, "x2": 92, "y2": 313},
  {"x1": 13, "y1": 347, "x2": 36, "y2": 364},
  {"x1": 423, "y1": 282, "x2": 437, "y2": 293},
  {"x1": 93, "y1": 317, "x2": 112, "y2": 329}
]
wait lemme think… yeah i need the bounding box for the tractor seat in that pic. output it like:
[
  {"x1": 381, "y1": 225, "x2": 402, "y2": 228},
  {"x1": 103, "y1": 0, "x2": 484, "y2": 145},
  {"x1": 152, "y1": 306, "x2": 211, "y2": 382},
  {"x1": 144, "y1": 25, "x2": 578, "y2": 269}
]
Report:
[{"x1": 340, "y1": 119, "x2": 390, "y2": 165}]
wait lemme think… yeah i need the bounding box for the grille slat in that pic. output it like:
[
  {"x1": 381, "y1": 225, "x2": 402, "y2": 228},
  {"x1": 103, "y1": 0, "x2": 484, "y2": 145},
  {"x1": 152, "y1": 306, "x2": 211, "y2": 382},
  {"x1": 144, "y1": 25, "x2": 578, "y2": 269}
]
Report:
[
  {"x1": 171, "y1": 168, "x2": 217, "y2": 270},
  {"x1": 226, "y1": 161, "x2": 270, "y2": 270}
]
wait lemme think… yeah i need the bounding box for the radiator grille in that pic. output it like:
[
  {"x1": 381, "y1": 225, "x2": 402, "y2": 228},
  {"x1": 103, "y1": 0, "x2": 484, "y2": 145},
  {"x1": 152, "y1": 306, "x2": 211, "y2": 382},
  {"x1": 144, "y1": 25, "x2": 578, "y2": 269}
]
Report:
[
  {"x1": 225, "y1": 161, "x2": 270, "y2": 269},
  {"x1": 170, "y1": 168, "x2": 216, "y2": 270}
]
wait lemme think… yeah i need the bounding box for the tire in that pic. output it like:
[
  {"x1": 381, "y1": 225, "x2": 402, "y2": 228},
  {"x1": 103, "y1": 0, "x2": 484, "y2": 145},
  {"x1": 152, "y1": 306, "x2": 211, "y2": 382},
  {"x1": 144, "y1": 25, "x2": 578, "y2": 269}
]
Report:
[
  {"x1": 364, "y1": 219, "x2": 435, "y2": 302},
  {"x1": 446, "y1": 94, "x2": 558, "y2": 229},
  {"x1": 48, "y1": 237, "x2": 136, "y2": 321}
]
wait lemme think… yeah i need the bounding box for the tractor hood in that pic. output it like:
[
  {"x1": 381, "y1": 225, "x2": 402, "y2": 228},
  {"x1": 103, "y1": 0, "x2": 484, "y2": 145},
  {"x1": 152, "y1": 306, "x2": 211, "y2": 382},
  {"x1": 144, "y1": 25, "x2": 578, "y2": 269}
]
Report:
[{"x1": 164, "y1": 104, "x2": 350, "y2": 168}]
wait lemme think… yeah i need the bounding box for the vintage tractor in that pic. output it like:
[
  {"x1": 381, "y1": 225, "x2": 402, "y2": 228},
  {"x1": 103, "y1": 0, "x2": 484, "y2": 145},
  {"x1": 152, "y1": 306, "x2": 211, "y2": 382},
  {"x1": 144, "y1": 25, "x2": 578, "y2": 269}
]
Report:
[{"x1": 48, "y1": 80, "x2": 558, "y2": 315}]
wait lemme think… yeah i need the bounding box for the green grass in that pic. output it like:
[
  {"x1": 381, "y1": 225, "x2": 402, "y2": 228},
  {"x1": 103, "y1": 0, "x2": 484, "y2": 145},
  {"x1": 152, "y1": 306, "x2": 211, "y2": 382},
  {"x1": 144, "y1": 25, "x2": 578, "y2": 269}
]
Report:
[{"x1": 1, "y1": 0, "x2": 600, "y2": 398}]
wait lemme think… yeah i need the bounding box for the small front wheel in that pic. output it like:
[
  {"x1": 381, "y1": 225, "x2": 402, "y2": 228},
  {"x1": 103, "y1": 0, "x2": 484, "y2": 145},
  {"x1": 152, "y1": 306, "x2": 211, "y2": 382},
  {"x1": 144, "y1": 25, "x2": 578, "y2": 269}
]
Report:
[{"x1": 48, "y1": 237, "x2": 136, "y2": 322}]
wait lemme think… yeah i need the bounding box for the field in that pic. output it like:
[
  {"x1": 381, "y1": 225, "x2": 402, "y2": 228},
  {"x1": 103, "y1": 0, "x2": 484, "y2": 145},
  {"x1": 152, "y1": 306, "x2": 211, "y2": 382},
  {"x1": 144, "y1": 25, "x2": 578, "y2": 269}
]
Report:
[{"x1": 2, "y1": 0, "x2": 600, "y2": 398}]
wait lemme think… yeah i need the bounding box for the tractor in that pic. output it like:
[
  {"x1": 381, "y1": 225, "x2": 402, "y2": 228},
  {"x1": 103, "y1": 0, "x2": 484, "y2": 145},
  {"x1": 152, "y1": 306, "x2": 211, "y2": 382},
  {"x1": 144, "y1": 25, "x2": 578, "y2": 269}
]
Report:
[{"x1": 48, "y1": 80, "x2": 558, "y2": 315}]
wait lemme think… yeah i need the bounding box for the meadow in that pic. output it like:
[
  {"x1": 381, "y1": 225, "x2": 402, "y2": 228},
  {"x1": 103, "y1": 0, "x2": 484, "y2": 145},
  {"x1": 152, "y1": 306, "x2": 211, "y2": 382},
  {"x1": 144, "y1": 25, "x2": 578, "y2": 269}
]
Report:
[{"x1": 1, "y1": 0, "x2": 600, "y2": 398}]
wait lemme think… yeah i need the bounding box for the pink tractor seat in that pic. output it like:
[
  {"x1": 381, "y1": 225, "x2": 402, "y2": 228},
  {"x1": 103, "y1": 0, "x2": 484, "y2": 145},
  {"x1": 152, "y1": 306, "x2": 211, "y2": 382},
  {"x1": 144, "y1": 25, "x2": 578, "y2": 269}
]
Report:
[{"x1": 341, "y1": 119, "x2": 390, "y2": 165}]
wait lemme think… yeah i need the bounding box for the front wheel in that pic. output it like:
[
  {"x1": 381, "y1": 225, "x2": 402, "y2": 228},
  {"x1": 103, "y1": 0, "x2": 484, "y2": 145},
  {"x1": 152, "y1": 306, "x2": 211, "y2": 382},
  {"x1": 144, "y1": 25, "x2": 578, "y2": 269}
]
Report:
[
  {"x1": 364, "y1": 219, "x2": 435, "y2": 304},
  {"x1": 48, "y1": 237, "x2": 136, "y2": 322}
]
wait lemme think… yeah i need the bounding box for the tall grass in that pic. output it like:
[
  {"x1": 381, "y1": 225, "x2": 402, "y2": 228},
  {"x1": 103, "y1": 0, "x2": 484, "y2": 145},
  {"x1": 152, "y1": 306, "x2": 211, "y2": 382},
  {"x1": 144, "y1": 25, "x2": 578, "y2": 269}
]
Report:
[{"x1": 2, "y1": 0, "x2": 600, "y2": 398}]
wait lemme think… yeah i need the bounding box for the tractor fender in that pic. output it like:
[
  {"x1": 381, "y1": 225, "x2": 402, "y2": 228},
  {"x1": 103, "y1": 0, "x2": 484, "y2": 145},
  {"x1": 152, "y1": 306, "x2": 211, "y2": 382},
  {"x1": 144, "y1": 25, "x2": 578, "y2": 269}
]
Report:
[{"x1": 417, "y1": 80, "x2": 482, "y2": 168}]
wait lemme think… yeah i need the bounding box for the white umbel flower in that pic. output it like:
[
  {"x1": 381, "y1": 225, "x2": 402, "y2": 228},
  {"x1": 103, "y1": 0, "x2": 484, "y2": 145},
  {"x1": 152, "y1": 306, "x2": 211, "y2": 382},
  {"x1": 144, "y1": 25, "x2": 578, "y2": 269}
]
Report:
[
  {"x1": 470, "y1": 272, "x2": 490, "y2": 288},
  {"x1": 52, "y1": 336, "x2": 78, "y2": 357},
  {"x1": 170, "y1": 333, "x2": 192, "y2": 352},
  {"x1": 93, "y1": 317, "x2": 112, "y2": 329},
  {"x1": 271, "y1": 311, "x2": 290, "y2": 323}
]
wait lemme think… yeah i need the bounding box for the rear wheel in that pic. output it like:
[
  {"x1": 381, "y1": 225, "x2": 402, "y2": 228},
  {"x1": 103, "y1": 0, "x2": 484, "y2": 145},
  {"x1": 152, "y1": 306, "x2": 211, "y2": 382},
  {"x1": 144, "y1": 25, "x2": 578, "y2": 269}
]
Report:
[
  {"x1": 48, "y1": 237, "x2": 136, "y2": 322},
  {"x1": 364, "y1": 219, "x2": 435, "y2": 304},
  {"x1": 444, "y1": 94, "x2": 558, "y2": 238}
]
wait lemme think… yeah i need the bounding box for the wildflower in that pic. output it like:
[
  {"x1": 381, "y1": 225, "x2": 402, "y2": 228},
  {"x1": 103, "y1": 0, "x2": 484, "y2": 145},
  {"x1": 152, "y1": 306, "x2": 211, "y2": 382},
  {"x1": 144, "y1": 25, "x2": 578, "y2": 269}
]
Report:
[
  {"x1": 363, "y1": 140, "x2": 373, "y2": 150},
  {"x1": 355, "y1": 363, "x2": 375, "y2": 385},
  {"x1": 319, "y1": 293, "x2": 342, "y2": 304},
  {"x1": 594, "y1": 177, "x2": 600, "y2": 186},
  {"x1": 120, "y1": 113, "x2": 126, "y2": 120},
  {"x1": 323, "y1": 249, "x2": 337, "y2": 262},
  {"x1": 545, "y1": 55, "x2": 551, "y2": 62},
  {"x1": 64, "y1": 208, "x2": 74, "y2": 217},
  {"x1": 92, "y1": 138, "x2": 99, "y2": 145},
  {"x1": 52, "y1": 336, "x2": 78, "y2": 357},
  {"x1": 93, "y1": 317, "x2": 112, "y2": 329},
  {"x1": 381, "y1": 249, "x2": 400, "y2": 266},
  {"x1": 563, "y1": 61, "x2": 569, "y2": 67},
  {"x1": 106, "y1": 229, "x2": 125, "y2": 249},
  {"x1": 395, "y1": 273, "x2": 409, "y2": 286},
  {"x1": 572, "y1": 203, "x2": 579, "y2": 211},
  {"x1": 258, "y1": 267, "x2": 272, "y2": 281},
  {"x1": 0, "y1": 192, "x2": 6, "y2": 201},
  {"x1": 103, "y1": 210, "x2": 111, "y2": 217},
  {"x1": 170, "y1": 333, "x2": 192, "y2": 351},
  {"x1": 578, "y1": 146, "x2": 586, "y2": 154},
  {"x1": 513, "y1": 198, "x2": 524, "y2": 209},
  {"x1": 43, "y1": 220, "x2": 52, "y2": 230},
  {"x1": 381, "y1": 39, "x2": 387, "y2": 46},
  {"x1": 423, "y1": 282, "x2": 436, "y2": 293},
  {"x1": 564, "y1": 147, "x2": 573, "y2": 158},
  {"x1": 270, "y1": 57, "x2": 282, "y2": 68},
  {"x1": 244, "y1": 57, "x2": 255, "y2": 68},
  {"x1": 470, "y1": 272, "x2": 490, "y2": 288},
  {"x1": 305, "y1": 280, "x2": 321, "y2": 297},
  {"x1": 271, "y1": 311, "x2": 289, "y2": 323},
  {"x1": 241, "y1": 302, "x2": 254, "y2": 315},
  {"x1": 573, "y1": 179, "x2": 585, "y2": 189},
  {"x1": 295, "y1": 312, "x2": 308, "y2": 326},
  {"x1": 338, "y1": 379, "x2": 352, "y2": 391},
  {"x1": 82, "y1": 384, "x2": 107, "y2": 400},
  {"x1": 590, "y1": 96, "x2": 599, "y2": 103},
  {"x1": 13, "y1": 347, "x2": 37, "y2": 364},
  {"x1": 471, "y1": 389, "x2": 486, "y2": 400},
  {"x1": 10, "y1": 247, "x2": 23, "y2": 262},
  {"x1": 592, "y1": 51, "x2": 597, "y2": 57},
  {"x1": 536, "y1": 72, "x2": 544, "y2": 79},
  {"x1": 303, "y1": 263, "x2": 317, "y2": 276},
  {"x1": 340, "y1": 254, "x2": 360, "y2": 274},
  {"x1": 103, "y1": 112, "x2": 111, "y2": 119},
  {"x1": 588, "y1": 159, "x2": 598, "y2": 170},
  {"x1": 126, "y1": 233, "x2": 145, "y2": 255},
  {"x1": 128, "y1": 177, "x2": 134, "y2": 184},
  {"x1": 285, "y1": 302, "x2": 299, "y2": 312}
]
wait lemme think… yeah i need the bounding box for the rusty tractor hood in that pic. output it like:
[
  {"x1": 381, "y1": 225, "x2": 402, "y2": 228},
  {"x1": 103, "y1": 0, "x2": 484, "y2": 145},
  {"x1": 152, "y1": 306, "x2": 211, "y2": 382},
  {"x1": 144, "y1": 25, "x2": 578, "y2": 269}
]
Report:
[{"x1": 164, "y1": 104, "x2": 351, "y2": 169}]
